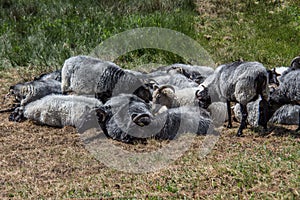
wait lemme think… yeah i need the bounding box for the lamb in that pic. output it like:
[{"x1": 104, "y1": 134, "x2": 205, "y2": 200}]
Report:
[
  {"x1": 196, "y1": 61, "x2": 269, "y2": 136},
  {"x1": 87, "y1": 94, "x2": 213, "y2": 143},
  {"x1": 9, "y1": 94, "x2": 102, "y2": 128},
  {"x1": 9, "y1": 78, "x2": 62, "y2": 107},
  {"x1": 61, "y1": 55, "x2": 152, "y2": 103}
]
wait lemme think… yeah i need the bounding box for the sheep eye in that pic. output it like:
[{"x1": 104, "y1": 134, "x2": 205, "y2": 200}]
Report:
[{"x1": 156, "y1": 94, "x2": 161, "y2": 99}]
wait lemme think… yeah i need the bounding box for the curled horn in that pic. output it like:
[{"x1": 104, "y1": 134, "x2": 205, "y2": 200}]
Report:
[
  {"x1": 291, "y1": 56, "x2": 300, "y2": 68},
  {"x1": 158, "y1": 85, "x2": 176, "y2": 93}
]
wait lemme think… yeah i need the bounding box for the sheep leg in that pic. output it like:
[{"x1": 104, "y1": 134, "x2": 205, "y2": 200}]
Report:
[
  {"x1": 226, "y1": 100, "x2": 232, "y2": 128},
  {"x1": 259, "y1": 98, "x2": 268, "y2": 131},
  {"x1": 237, "y1": 104, "x2": 248, "y2": 136}
]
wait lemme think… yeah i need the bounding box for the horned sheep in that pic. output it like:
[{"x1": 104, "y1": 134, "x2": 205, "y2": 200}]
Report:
[{"x1": 83, "y1": 94, "x2": 213, "y2": 143}]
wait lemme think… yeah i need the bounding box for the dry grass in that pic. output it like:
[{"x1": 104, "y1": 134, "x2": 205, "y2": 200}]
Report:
[{"x1": 0, "y1": 68, "x2": 299, "y2": 199}]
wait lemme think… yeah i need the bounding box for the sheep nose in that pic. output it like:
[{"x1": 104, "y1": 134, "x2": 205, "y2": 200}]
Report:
[{"x1": 132, "y1": 113, "x2": 151, "y2": 127}]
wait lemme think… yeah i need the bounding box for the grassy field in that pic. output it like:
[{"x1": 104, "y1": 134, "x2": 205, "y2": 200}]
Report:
[{"x1": 0, "y1": 0, "x2": 300, "y2": 199}]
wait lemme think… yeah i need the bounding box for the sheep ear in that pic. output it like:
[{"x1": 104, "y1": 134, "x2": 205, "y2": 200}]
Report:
[{"x1": 95, "y1": 107, "x2": 108, "y2": 122}]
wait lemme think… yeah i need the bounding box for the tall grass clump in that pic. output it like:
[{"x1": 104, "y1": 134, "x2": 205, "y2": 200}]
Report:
[{"x1": 0, "y1": 0, "x2": 197, "y2": 70}]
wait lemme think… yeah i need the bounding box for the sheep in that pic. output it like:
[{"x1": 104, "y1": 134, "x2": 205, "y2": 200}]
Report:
[
  {"x1": 33, "y1": 69, "x2": 62, "y2": 82},
  {"x1": 89, "y1": 94, "x2": 213, "y2": 143},
  {"x1": 146, "y1": 71, "x2": 198, "y2": 89},
  {"x1": 279, "y1": 56, "x2": 300, "y2": 78},
  {"x1": 9, "y1": 94, "x2": 102, "y2": 128},
  {"x1": 268, "y1": 69, "x2": 300, "y2": 131},
  {"x1": 168, "y1": 64, "x2": 214, "y2": 84},
  {"x1": 88, "y1": 94, "x2": 153, "y2": 143},
  {"x1": 61, "y1": 55, "x2": 152, "y2": 103},
  {"x1": 152, "y1": 85, "x2": 200, "y2": 108},
  {"x1": 196, "y1": 61, "x2": 269, "y2": 136},
  {"x1": 269, "y1": 104, "x2": 300, "y2": 125},
  {"x1": 150, "y1": 63, "x2": 214, "y2": 84},
  {"x1": 9, "y1": 78, "x2": 62, "y2": 107}
]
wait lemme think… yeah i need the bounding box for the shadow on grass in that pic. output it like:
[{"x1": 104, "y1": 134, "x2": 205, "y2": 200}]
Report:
[{"x1": 251, "y1": 124, "x2": 300, "y2": 138}]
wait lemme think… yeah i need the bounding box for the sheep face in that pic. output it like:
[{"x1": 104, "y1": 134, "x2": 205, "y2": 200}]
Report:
[
  {"x1": 267, "y1": 69, "x2": 280, "y2": 87},
  {"x1": 195, "y1": 86, "x2": 211, "y2": 109},
  {"x1": 152, "y1": 85, "x2": 177, "y2": 109},
  {"x1": 94, "y1": 95, "x2": 153, "y2": 143}
]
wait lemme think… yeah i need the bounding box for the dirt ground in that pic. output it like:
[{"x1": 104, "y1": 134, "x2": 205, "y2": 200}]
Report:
[{"x1": 0, "y1": 69, "x2": 299, "y2": 199}]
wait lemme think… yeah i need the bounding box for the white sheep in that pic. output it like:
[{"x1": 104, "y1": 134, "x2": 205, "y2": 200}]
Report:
[
  {"x1": 9, "y1": 94, "x2": 102, "y2": 128},
  {"x1": 152, "y1": 85, "x2": 199, "y2": 108}
]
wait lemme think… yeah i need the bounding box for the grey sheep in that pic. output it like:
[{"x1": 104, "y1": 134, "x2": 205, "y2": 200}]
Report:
[
  {"x1": 88, "y1": 94, "x2": 213, "y2": 143},
  {"x1": 196, "y1": 61, "x2": 269, "y2": 136},
  {"x1": 33, "y1": 69, "x2": 62, "y2": 82},
  {"x1": 269, "y1": 69, "x2": 300, "y2": 131},
  {"x1": 279, "y1": 56, "x2": 300, "y2": 79},
  {"x1": 9, "y1": 94, "x2": 102, "y2": 128},
  {"x1": 269, "y1": 104, "x2": 300, "y2": 125},
  {"x1": 61, "y1": 55, "x2": 152, "y2": 103},
  {"x1": 9, "y1": 79, "x2": 61, "y2": 107},
  {"x1": 146, "y1": 72, "x2": 198, "y2": 89}
]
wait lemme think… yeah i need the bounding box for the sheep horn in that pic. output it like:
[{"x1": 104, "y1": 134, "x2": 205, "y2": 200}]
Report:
[
  {"x1": 158, "y1": 85, "x2": 175, "y2": 93},
  {"x1": 95, "y1": 107, "x2": 108, "y2": 122},
  {"x1": 291, "y1": 56, "x2": 300, "y2": 68}
]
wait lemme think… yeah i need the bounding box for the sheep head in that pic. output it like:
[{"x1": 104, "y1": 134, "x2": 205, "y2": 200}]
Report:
[
  {"x1": 195, "y1": 85, "x2": 211, "y2": 109},
  {"x1": 152, "y1": 85, "x2": 179, "y2": 108},
  {"x1": 267, "y1": 68, "x2": 280, "y2": 87}
]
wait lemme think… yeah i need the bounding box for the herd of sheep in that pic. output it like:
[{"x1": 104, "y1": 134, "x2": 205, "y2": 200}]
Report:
[{"x1": 2, "y1": 55, "x2": 300, "y2": 143}]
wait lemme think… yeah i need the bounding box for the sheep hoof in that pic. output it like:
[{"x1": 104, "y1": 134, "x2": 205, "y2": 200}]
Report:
[{"x1": 236, "y1": 131, "x2": 243, "y2": 137}]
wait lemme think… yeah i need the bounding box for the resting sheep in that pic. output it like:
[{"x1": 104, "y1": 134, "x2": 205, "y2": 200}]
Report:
[
  {"x1": 9, "y1": 94, "x2": 102, "y2": 128},
  {"x1": 61, "y1": 55, "x2": 152, "y2": 103},
  {"x1": 152, "y1": 85, "x2": 199, "y2": 109},
  {"x1": 9, "y1": 79, "x2": 61, "y2": 107},
  {"x1": 83, "y1": 94, "x2": 213, "y2": 143},
  {"x1": 196, "y1": 61, "x2": 269, "y2": 136},
  {"x1": 269, "y1": 69, "x2": 300, "y2": 131}
]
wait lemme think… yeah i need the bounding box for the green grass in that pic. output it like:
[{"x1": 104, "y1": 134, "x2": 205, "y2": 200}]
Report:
[{"x1": 0, "y1": 0, "x2": 196, "y2": 70}]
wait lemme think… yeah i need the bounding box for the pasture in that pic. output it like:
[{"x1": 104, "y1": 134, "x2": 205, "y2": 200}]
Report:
[{"x1": 0, "y1": 0, "x2": 299, "y2": 199}]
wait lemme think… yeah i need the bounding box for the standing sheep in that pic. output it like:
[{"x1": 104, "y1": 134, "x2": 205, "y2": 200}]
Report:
[
  {"x1": 9, "y1": 94, "x2": 102, "y2": 128},
  {"x1": 61, "y1": 55, "x2": 152, "y2": 103},
  {"x1": 196, "y1": 61, "x2": 269, "y2": 136}
]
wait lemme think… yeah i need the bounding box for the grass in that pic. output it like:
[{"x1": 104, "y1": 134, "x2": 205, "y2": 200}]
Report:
[{"x1": 0, "y1": 0, "x2": 300, "y2": 199}]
